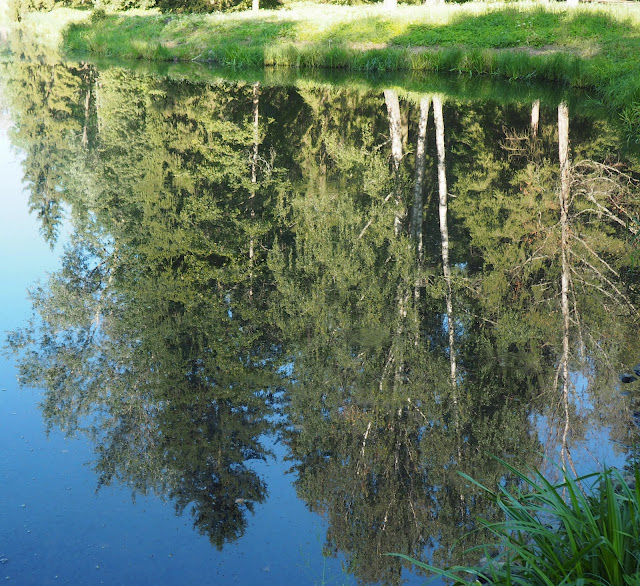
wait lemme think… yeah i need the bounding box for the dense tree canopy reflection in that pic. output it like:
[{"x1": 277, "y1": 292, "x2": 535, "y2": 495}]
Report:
[{"x1": 3, "y1": 46, "x2": 640, "y2": 582}]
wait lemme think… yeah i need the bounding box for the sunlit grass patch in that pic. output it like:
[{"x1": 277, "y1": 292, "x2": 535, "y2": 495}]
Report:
[{"x1": 18, "y1": 6, "x2": 91, "y2": 47}]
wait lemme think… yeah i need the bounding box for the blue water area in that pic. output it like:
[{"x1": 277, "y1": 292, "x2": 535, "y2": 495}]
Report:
[
  {"x1": 2, "y1": 65, "x2": 638, "y2": 586},
  {"x1": 0, "y1": 127, "x2": 361, "y2": 585}
]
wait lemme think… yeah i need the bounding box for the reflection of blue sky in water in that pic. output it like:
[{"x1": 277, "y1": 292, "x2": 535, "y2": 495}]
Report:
[
  {"x1": 0, "y1": 127, "x2": 59, "y2": 323},
  {"x1": 2, "y1": 76, "x2": 638, "y2": 584},
  {"x1": 0, "y1": 127, "x2": 362, "y2": 585},
  {"x1": 533, "y1": 370, "x2": 628, "y2": 481}
]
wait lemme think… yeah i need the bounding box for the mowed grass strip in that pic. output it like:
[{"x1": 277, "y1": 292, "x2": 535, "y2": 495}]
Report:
[{"x1": 57, "y1": 3, "x2": 640, "y2": 60}]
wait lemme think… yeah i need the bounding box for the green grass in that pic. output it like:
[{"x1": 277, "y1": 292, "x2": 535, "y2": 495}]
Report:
[
  {"x1": 11, "y1": 2, "x2": 640, "y2": 138},
  {"x1": 390, "y1": 459, "x2": 640, "y2": 585}
]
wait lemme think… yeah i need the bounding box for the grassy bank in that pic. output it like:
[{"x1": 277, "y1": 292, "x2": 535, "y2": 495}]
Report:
[{"x1": 15, "y1": 2, "x2": 640, "y2": 136}]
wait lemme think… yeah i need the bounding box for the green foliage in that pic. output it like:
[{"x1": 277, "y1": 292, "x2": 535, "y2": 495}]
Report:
[
  {"x1": 621, "y1": 101, "x2": 640, "y2": 143},
  {"x1": 391, "y1": 460, "x2": 640, "y2": 585},
  {"x1": 2, "y1": 58, "x2": 300, "y2": 548},
  {"x1": 155, "y1": 0, "x2": 231, "y2": 13},
  {"x1": 96, "y1": 0, "x2": 156, "y2": 11},
  {"x1": 4, "y1": 54, "x2": 640, "y2": 582},
  {"x1": 8, "y1": 0, "x2": 55, "y2": 22},
  {"x1": 90, "y1": 7, "x2": 106, "y2": 20}
]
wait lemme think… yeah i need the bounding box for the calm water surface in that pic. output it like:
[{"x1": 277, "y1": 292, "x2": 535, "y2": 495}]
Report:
[{"x1": 1, "y1": 50, "x2": 640, "y2": 585}]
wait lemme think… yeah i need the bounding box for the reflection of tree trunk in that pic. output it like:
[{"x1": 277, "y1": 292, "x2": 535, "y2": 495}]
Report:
[
  {"x1": 411, "y1": 96, "x2": 430, "y2": 261},
  {"x1": 384, "y1": 89, "x2": 404, "y2": 235},
  {"x1": 251, "y1": 84, "x2": 260, "y2": 186},
  {"x1": 385, "y1": 90, "x2": 403, "y2": 171},
  {"x1": 96, "y1": 79, "x2": 102, "y2": 137},
  {"x1": 433, "y1": 96, "x2": 457, "y2": 391},
  {"x1": 531, "y1": 99, "x2": 540, "y2": 140},
  {"x1": 558, "y1": 101, "x2": 573, "y2": 471},
  {"x1": 82, "y1": 79, "x2": 92, "y2": 147},
  {"x1": 249, "y1": 82, "x2": 260, "y2": 298},
  {"x1": 435, "y1": 97, "x2": 463, "y2": 505}
]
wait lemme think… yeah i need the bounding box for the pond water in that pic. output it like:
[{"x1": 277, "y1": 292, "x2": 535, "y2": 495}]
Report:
[{"x1": 1, "y1": 47, "x2": 640, "y2": 585}]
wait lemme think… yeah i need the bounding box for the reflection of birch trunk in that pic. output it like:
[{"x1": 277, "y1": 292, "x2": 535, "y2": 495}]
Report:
[
  {"x1": 394, "y1": 283, "x2": 410, "y2": 383},
  {"x1": 435, "y1": 97, "x2": 463, "y2": 495},
  {"x1": 558, "y1": 102, "x2": 573, "y2": 470},
  {"x1": 411, "y1": 96, "x2": 430, "y2": 261},
  {"x1": 384, "y1": 89, "x2": 404, "y2": 235},
  {"x1": 249, "y1": 82, "x2": 260, "y2": 297},
  {"x1": 433, "y1": 96, "x2": 457, "y2": 391},
  {"x1": 531, "y1": 99, "x2": 540, "y2": 140},
  {"x1": 384, "y1": 89, "x2": 402, "y2": 172},
  {"x1": 96, "y1": 79, "x2": 102, "y2": 137},
  {"x1": 82, "y1": 77, "x2": 92, "y2": 147}
]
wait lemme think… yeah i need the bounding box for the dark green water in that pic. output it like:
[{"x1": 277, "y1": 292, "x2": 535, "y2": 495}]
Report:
[{"x1": 1, "y1": 46, "x2": 640, "y2": 584}]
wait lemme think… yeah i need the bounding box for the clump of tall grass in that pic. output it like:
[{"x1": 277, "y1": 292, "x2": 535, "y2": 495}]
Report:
[{"x1": 391, "y1": 459, "x2": 640, "y2": 585}]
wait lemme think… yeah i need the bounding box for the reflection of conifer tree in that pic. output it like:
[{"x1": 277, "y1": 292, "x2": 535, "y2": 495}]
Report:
[
  {"x1": 451, "y1": 98, "x2": 640, "y2": 471},
  {"x1": 272, "y1": 107, "x2": 541, "y2": 581},
  {"x1": 2, "y1": 42, "x2": 97, "y2": 245},
  {"x1": 163, "y1": 395, "x2": 269, "y2": 550},
  {"x1": 8, "y1": 212, "x2": 277, "y2": 548},
  {"x1": 4, "y1": 65, "x2": 291, "y2": 550},
  {"x1": 5, "y1": 58, "x2": 640, "y2": 581}
]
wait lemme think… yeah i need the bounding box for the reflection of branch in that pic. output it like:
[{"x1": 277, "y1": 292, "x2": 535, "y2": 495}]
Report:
[
  {"x1": 567, "y1": 248, "x2": 635, "y2": 310},
  {"x1": 573, "y1": 159, "x2": 639, "y2": 235},
  {"x1": 408, "y1": 498, "x2": 419, "y2": 532},
  {"x1": 381, "y1": 500, "x2": 393, "y2": 532},
  {"x1": 379, "y1": 348, "x2": 395, "y2": 391},
  {"x1": 570, "y1": 233, "x2": 619, "y2": 277},
  {"x1": 569, "y1": 266, "x2": 622, "y2": 307},
  {"x1": 360, "y1": 420, "x2": 372, "y2": 462},
  {"x1": 358, "y1": 218, "x2": 373, "y2": 240},
  {"x1": 509, "y1": 230, "x2": 554, "y2": 274},
  {"x1": 584, "y1": 329, "x2": 614, "y2": 371},
  {"x1": 407, "y1": 397, "x2": 428, "y2": 422},
  {"x1": 566, "y1": 267, "x2": 585, "y2": 359}
]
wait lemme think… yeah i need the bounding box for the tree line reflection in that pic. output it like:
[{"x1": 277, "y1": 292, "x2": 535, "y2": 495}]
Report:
[{"x1": 3, "y1": 44, "x2": 640, "y2": 583}]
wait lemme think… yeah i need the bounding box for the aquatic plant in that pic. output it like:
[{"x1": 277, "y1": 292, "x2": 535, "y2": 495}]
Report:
[{"x1": 390, "y1": 459, "x2": 640, "y2": 585}]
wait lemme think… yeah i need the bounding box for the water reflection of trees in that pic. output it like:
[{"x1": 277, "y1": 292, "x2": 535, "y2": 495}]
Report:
[
  {"x1": 4, "y1": 49, "x2": 291, "y2": 548},
  {"x1": 3, "y1": 51, "x2": 640, "y2": 582}
]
